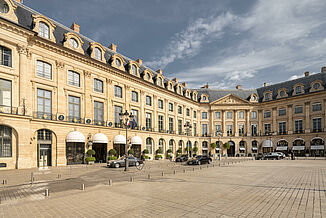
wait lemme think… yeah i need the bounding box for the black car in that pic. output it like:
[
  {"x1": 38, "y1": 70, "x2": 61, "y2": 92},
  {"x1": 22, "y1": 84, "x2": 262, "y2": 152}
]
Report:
[
  {"x1": 263, "y1": 152, "x2": 282, "y2": 160},
  {"x1": 256, "y1": 153, "x2": 264, "y2": 160},
  {"x1": 187, "y1": 155, "x2": 212, "y2": 165},
  {"x1": 176, "y1": 155, "x2": 188, "y2": 162},
  {"x1": 107, "y1": 156, "x2": 143, "y2": 168}
]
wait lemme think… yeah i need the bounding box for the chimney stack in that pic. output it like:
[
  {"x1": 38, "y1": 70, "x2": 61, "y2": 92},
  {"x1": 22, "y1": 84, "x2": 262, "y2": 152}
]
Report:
[
  {"x1": 321, "y1": 67, "x2": 326, "y2": 73},
  {"x1": 136, "y1": 59, "x2": 142, "y2": 65},
  {"x1": 304, "y1": 71, "x2": 310, "y2": 77},
  {"x1": 109, "y1": 43, "x2": 117, "y2": 52},
  {"x1": 70, "y1": 22, "x2": 80, "y2": 33},
  {"x1": 236, "y1": 85, "x2": 242, "y2": 89},
  {"x1": 264, "y1": 82, "x2": 267, "y2": 87},
  {"x1": 156, "y1": 69, "x2": 163, "y2": 74},
  {"x1": 15, "y1": 0, "x2": 22, "y2": 3}
]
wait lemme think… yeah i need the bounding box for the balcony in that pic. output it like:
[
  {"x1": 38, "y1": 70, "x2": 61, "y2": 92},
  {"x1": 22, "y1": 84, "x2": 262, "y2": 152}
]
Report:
[
  {"x1": 294, "y1": 130, "x2": 304, "y2": 134},
  {"x1": 33, "y1": 112, "x2": 55, "y2": 120},
  {"x1": 278, "y1": 131, "x2": 287, "y2": 135},
  {"x1": 312, "y1": 129, "x2": 323, "y2": 133},
  {"x1": 0, "y1": 105, "x2": 23, "y2": 115}
]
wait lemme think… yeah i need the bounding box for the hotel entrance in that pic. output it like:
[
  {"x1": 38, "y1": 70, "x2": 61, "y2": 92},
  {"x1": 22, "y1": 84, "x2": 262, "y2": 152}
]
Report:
[
  {"x1": 66, "y1": 131, "x2": 86, "y2": 165},
  {"x1": 92, "y1": 133, "x2": 108, "y2": 163},
  {"x1": 37, "y1": 129, "x2": 53, "y2": 167}
]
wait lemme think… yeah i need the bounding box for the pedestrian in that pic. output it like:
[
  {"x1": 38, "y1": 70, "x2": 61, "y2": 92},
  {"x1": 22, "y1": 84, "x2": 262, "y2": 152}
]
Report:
[{"x1": 291, "y1": 151, "x2": 294, "y2": 160}]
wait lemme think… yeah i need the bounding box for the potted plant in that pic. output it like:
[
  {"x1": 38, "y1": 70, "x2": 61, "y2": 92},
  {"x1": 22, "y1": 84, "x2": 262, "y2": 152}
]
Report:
[
  {"x1": 128, "y1": 149, "x2": 135, "y2": 156},
  {"x1": 210, "y1": 142, "x2": 217, "y2": 158},
  {"x1": 193, "y1": 146, "x2": 198, "y2": 156},
  {"x1": 155, "y1": 148, "x2": 163, "y2": 160},
  {"x1": 223, "y1": 142, "x2": 230, "y2": 157},
  {"x1": 176, "y1": 148, "x2": 182, "y2": 157},
  {"x1": 166, "y1": 149, "x2": 172, "y2": 159},
  {"x1": 143, "y1": 149, "x2": 149, "y2": 160},
  {"x1": 108, "y1": 149, "x2": 117, "y2": 161},
  {"x1": 86, "y1": 149, "x2": 96, "y2": 164}
]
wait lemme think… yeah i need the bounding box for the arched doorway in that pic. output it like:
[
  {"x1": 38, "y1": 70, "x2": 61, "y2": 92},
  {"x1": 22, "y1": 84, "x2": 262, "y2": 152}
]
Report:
[
  {"x1": 169, "y1": 139, "x2": 175, "y2": 154},
  {"x1": 37, "y1": 129, "x2": 54, "y2": 167},
  {"x1": 0, "y1": 125, "x2": 16, "y2": 168},
  {"x1": 113, "y1": 135, "x2": 126, "y2": 158},
  {"x1": 215, "y1": 141, "x2": 221, "y2": 155},
  {"x1": 92, "y1": 133, "x2": 108, "y2": 163},
  {"x1": 310, "y1": 137, "x2": 325, "y2": 157},
  {"x1": 202, "y1": 141, "x2": 208, "y2": 156},
  {"x1": 186, "y1": 140, "x2": 192, "y2": 157},
  {"x1": 276, "y1": 139, "x2": 288, "y2": 154},
  {"x1": 293, "y1": 138, "x2": 305, "y2": 156},
  {"x1": 251, "y1": 140, "x2": 258, "y2": 153},
  {"x1": 239, "y1": 140, "x2": 246, "y2": 155},
  {"x1": 194, "y1": 141, "x2": 198, "y2": 156},
  {"x1": 227, "y1": 141, "x2": 235, "y2": 157},
  {"x1": 158, "y1": 138, "x2": 165, "y2": 158},
  {"x1": 146, "y1": 137, "x2": 154, "y2": 158},
  {"x1": 262, "y1": 140, "x2": 273, "y2": 153},
  {"x1": 178, "y1": 140, "x2": 184, "y2": 155},
  {"x1": 66, "y1": 131, "x2": 85, "y2": 165}
]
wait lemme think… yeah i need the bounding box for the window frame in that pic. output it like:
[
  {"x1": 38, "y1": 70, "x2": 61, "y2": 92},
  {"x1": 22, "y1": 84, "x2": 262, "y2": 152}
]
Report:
[
  {"x1": 68, "y1": 70, "x2": 80, "y2": 87},
  {"x1": 114, "y1": 85, "x2": 123, "y2": 98},
  {"x1": 36, "y1": 60, "x2": 52, "y2": 80},
  {"x1": 94, "y1": 78, "x2": 103, "y2": 93}
]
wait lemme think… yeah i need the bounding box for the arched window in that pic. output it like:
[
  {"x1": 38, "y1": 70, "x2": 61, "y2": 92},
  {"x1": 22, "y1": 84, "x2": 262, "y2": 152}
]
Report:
[
  {"x1": 131, "y1": 65, "x2": 137, "y2": 75},
  {"x1": 264, "y1": 93, "x2": 271, "y2": 101},
  {"x1": 94, "y1": 47, "x2": 102, "y2": 61},
  {"x1": 146, "y1": 73, "x2": 151, "y2": 80},
  {"x1": 0, "y1": 46, "x2": 12, "y2": 67},
  {"x1": 178, "y1": 86, "x2": 182, "y2": 94},
  {"x1": 69, "y1": 38, "x2": 78, "y2": 49},
  {"x1": 169, "y1": 139, "x2": 174, "y2": 152},
  {"x1": 0, "y1": 125, "x2": 12, "y2": 157},
  {"x1": 146, "y1": 137, "x2": 153, "y2": 154},
  {"x1": 202, "y1": 141, "x2": 208, "y2": 148},
  {"x1": 39, "y1": 22, "x2": 50, "y2": 39},
  {"x1": 36, "y1": 60, "x2": 52, "y2": 79},
  {"x1": 158, "y1": 77, "x2": 162, "y2": 86},
  {"x1": 203, "y1": 96, "x2": 206, "y2": 100},
  {"x1": 159, "y1": 139, "x2": 164, "y2": 150},
  {"x1": 115, "y1": 58, "x2": 121, "y2": 67},
  {"x1": 178, "y1": 140, "x2": 183, "y2": 149},
  {"x1": 169, "y1": 83, "x2": 172, "y2": 90}
]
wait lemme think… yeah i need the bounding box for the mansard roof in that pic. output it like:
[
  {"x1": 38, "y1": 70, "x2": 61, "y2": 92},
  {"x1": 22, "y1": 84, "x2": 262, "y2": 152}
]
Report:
[{"x1": 194, "y1": 89, "x2": 257, "y2": 103}]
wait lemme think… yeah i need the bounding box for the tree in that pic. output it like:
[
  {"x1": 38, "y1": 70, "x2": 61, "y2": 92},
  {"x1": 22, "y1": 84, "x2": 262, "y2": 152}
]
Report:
[
  {"x1": 128, "y1": 149, "x2": 135, "y2": 155},
  {"x1": 193, "y1": 146, "x2": 198, "y2": 155},
  {"x1": 143, "y1": 149, "x2": 149, "y2": 154},
  {"x1": 210, "y1": 143, "x2": 217, "y2": 150},
  {"x1": 156, "y1": 148, "x2": 163, "y2": 154},
  {"x1": 108, "y1": 149, "x2": 117, "y2": 156},
  {"x1": 223, "y1": 142, "x2": 230, "y2": 155},
  {"x1": 166, "y1": 149, "x2": 172, "y2": 154}
]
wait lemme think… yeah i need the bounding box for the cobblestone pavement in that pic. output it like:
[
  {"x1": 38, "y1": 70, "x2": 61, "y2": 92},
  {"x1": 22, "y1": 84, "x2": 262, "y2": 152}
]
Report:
[{"x1": 0, "y1": 159, "x2": 326, "y2": 217}]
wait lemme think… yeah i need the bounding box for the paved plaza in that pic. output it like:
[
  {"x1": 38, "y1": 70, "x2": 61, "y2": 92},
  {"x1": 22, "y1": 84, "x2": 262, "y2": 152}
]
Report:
[{"x1": 0, "y1": 159, "x2": 326, "y2": 217}]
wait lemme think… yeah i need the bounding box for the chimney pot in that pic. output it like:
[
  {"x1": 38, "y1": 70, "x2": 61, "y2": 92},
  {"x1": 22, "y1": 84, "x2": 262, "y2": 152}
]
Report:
[
  {"x1": 236, "y1": 85, "x2": 242, "y2": 89},
  {"x1": 136, "y1": 59, "x2": 142, "y2": 65},
  {"x1": 321, "y1": 67, "x2": 326, "y2": 73},
  {"x1": 264, "y1": 82, "x2": 267, "y2": 87},
  {"x1": 70, "y1": 22, "x2": 80, "y2": 33},
  {"x1": 304, "y1": 71, "x2": 310, "y2": 77},
  {"x1": 109, "y1": 43, "x2": 117, "y2": 52}
]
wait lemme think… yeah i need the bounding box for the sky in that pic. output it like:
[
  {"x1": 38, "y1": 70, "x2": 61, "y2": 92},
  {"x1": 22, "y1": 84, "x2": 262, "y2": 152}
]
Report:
[{"x1": 24, "y1": 0, "x2": 326, "y2": 90}]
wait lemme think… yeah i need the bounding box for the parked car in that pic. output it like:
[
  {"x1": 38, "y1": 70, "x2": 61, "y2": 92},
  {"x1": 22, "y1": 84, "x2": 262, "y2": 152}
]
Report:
[
  {"x1": 176, "y1": 155, "x2": 188, "y2": 162},
  {"x1": 187, "y1": 155, "x2": 212, "y2": 165},
  {"x1": 263, "y1": 152, "x2": 282, "y2": 160},
  {"x1": 107, "y1": 156, "x2": 143, "y2": 168},
  {"x1": 276, "y1": 152, "x2": 286, "y2": 159},
  {"x1": 256, "y1": 153, "x2": 264, "y2": 160}
]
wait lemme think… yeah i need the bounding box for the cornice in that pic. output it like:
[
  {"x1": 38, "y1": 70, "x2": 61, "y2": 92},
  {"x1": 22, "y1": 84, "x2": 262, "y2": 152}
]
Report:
[{"x1": 0, "y1": 18, "x2": 35, "y2": 38}]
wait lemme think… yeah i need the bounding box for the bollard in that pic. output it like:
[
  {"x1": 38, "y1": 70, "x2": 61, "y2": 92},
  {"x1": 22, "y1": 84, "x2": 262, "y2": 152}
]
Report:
[
  {"x1": 193, "y1": 167, "x2": 195, "y2": 171},
  {"x1": 213, "y1": 164, "x2": 215, "y2": 167},
  {"x1": 31, "y1": 172, "x2": 34, "y2": 184},
  {"x1": 174, "y1": 170, "x2": 176, "y2": 175},
  {"x1": 70, "y1": 166, "x2": 72, "y2": 176},
  {"x1": 45, "y1": 189, "x2": 49, "y2": 197},
  {"x1": 199, "y1": 166, "x2": 202, "y2": 170},
  {"x1": 2, "y1": 179, "x2": 7, "y2": 185},
  {"x1": 161, "y1": 172, "x2": 164, "y2": 176},
  {"x1": 129, "y1": 176, "x2": 134, "y2": 182},
  {"x1": 81, "y1": 184, "x2": 85, "y2": 191},
  {"x1": 207, "y1": 165, "x2": 209, "y2": 168},
  {"x1": 183, "y1": 169, "x2": 186, "y2": 173},
  {"x1": 148, "y1": 174, "x2": 151, "y2": 180},
  {"x1": 57, "y1": 174, "x2": 61, "y2": 179},
  {"x1": 108, "y1": 179, "x2": 112, "y2": 186}
]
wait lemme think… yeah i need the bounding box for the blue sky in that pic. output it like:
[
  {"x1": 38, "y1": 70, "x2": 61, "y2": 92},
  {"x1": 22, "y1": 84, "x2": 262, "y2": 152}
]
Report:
[{"x1": 24, "y1": 0, "x2": 326, "y2": 89}]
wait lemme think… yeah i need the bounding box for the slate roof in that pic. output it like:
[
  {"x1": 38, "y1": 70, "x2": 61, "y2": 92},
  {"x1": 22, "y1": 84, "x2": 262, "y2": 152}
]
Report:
[{"x1": 194, "y1": 89, "x2": 257, "y2": 103}]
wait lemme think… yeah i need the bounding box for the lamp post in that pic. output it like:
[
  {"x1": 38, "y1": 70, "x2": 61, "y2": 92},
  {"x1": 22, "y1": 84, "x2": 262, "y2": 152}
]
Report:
[
  {"x1": 119, "y1": 110, "x2": 134, "y2": 171},
  {"x1": 184, "y1": 122, "x2": 192, "y2": 158}
]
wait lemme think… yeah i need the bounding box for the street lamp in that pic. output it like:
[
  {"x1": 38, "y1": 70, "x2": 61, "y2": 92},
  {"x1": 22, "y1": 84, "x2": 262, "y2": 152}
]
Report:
[
  {"x1": 184, "y1": 122, "x2": 192, "y2": 158},
  {"x1": 119, "y1": 110, "x2": 134, "y2": 171}
]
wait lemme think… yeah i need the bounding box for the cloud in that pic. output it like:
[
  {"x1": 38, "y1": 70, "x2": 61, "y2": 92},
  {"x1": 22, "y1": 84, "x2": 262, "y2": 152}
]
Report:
[{"x1": 144, "y1": 0, "x2": 326, "y2": 89}]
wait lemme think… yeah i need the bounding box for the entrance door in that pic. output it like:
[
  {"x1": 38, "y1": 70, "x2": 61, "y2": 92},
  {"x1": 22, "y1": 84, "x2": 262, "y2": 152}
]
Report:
[
  {"x1": 92, "y1": 143, "x2": 107, "y2": 163},
  {"x1": 114, "y1": 144, "x2": 126, "y2": 157},
  {"x1": 227, "y1": 141, "x2": 235, "y2": 157},
  {"x1": 66, "y1": 142, "x2": 85, "y2": 165},
  {"x1": 39, "y1": 144, "x2": 51, "y2": 167},
  {"x1": 131, "y1": 144, "x2": 141, "y2": 158}
]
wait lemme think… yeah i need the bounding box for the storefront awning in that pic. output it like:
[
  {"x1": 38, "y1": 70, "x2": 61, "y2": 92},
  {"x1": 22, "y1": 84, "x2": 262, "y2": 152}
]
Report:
[
  {"x1": 202, "y1": 148, "x2": 208, "y2": 150},
  {"x1": 92, "y1": 133, "x2": 108, "y2": 144},
  {"x1": 239, "y1": 147, "x2": 245, "y2": 151},
  {"x1": 66, "y1": 131, "x2": 85, "y2": 143},
  {"x1": 311, "y1": 145, "x2": 325, "y2": 150},
  {"x1": 113, "y1": 135, "x2": 126, "y2": 144},
  {"x1": 252, "y1": 147, "x2": 258, "y2": 150},
  {"x1": 131, "y1": 136, "x2": 142, "y2": 145},
  {"x1": 262, "y1": 140, "x2": 273, "y2": 148},
  {"x1": 276, "y1": 146, "x2": 288, "y2": 151},
  {"x1": 292, "y1": 146, "x2": 305, "y2": 151},
  {"x1": 215, "y1": 148, "x2": 220, "y2": 150}
]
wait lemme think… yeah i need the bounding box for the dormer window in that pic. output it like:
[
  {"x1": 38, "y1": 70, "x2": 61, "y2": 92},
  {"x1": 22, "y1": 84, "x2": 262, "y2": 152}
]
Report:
[
  {"x1": 251, "y1": 95, "x2": 256, "y2": 101},
  {"x1": 39, "y1": 22, "x2": 49, "y2": 39},
  {"x1": 169, "y1": 83, "x2": 172, "y2": 89},
  {"x1": 203, "y1": 96, "x2": 206, "y2": 100},
  {"x1": 264, "y1": 93, "x2": 271, "y2": 101},
  {"x1": 313, "y1": 82, "x2": 320, "y2": 89},
  {"x1": 295, "y1": 86, "x2": 302, "y2": 94},
  {"x1": 146, "y1": 73, "x2": 150, "y2": 80},
  {"x1": 178, "y1": 86, "x2": 181, "y2": 94},
  {"x1": 132, "y1": 65, "x2": 137, "y2": 75},
  {"x1": 0, "y1": 0, "x2": 9, "y2": 13},
  {"x1": 158, "y1": 77, "x2": 162, "y2": 86},
  {"x1": 69, "y1": 38, "x2": 78, "y2": 49},
  {"x1": 280, "y1": 90, "x2": 285, "y2": 97},
  {"x1": 94, "y1": 47, "x2": 102, "y2": 61},
  {"x1": 115, "y1": 58, "x2": 121, "y2": 67}
]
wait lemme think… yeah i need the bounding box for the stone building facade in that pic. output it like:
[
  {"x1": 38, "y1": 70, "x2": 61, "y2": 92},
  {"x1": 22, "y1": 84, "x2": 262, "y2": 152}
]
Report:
[{"x1": 0, "y1": 0, "x2": 325, "y2": 169}]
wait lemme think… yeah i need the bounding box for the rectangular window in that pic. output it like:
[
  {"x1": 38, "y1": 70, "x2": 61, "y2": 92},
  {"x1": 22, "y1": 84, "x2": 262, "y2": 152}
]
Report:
[
  {"x1": 0, "y1": 126, "x2": 12, "y2": 157},
  {"x1": 215, "y1": 124, "x2": 221, "y2": 136},
  {"x1": 158, "y1": 115, "x2": 164, "y2": 131},
  {"x1": 114, "y1": 105, "x2": 122, "y2": 127},
  {"x1": 131, "y1": 91, "x2": 138, "y2": 102},
  {"x1": 37, "y1": 89, "x2": 52, "y2": 119},
  {"x1": 312, "y1": 103, "x2": 322, "y2": 112},
  {"x1": 178, "y1": 120, "x2": 183, "y2": 134},
  {"x1": 239, "y1": 111, "x2": 244, "y2": 119},
  {"x1": 158, "y1": 99, "x2": 163, "y2": 109},
  {"x1": 295, "y1": 86, "x2": 302, "y2": 94},
  {"x1": 193, "y1": 123, "x2": 197, "y2": 135},
  {"x1": 264, "y1": 123, "x2": 271, "y2": 135},
  {"x1": 169, "y1": 117, "x2": 174, "y2": 133},
  {"x1": 131, "y1": 109, "x2": 138, "y2": 129},
  {"x1": 186, "y1": 108, "x2": 190, "y2": 116},
  {"x1": 0, "y1": 46, "x2": 12, "y2": 67},
  {"x1": 202, "y1": 124, "x2": 208, "y2": 136},
  {"x1": 36, "y1": 61, "x2": 52, "y2": 79},
  {"x1": 251, "y1": 124, "x2": 257, "y2": 136},
  {"x1": 294, "y1": 120, "x2": 303, "y2": 133},
  {"x1": 94, "y1": 79, "x2": 103, "y2": 93},
  {"x1": 114, "y1": 85, "x2": 122, "y2": 98},
  {"x1": 94, "y1": 101, "x2": 104, "y2": 124},
  {"x1": 313, "y1": 118, "x2": 322, "y2": 132},
  {"x1": 279, "y1": 108, "x2": 286, "y2": 116},
  {"x1": 294, "y1": 106, "x2": 303, "y2": 114},
  {"x1": 215, "y1": 112, "x2": 221, "y2": 119},
  {"x1": 251, "y1": 111, "x2": 257, "y2": 119},
  {"x1": 202, "y1": 112, "x2": 207, "y2": 119},
  {"x1": 68, "y1": 96, "x2": 80, "y2": 122},
  {"x1": 194, "y1": 111, "x2": 197, "y2": 118},
  {"x1": 169, "y1": 103, "x2": 173, "y2": 112},
  {"x1": 279, "y1": 122, "x2": 286, "y2": 134},
  {"x1": 239, "y1": 124, "x2": 245, "y2": 136},
  {"x1": 0, "y1": 79, "x2": 12, "y2": 112},
  {"x1": 146, "y1": 113, "x2": 152, "y2": 130},
  {"x1": 227, "y1": 112, "x2": 232, "y2": 119},
  {"x1": 146, "y1": 96, "x2": 152, "y2": 106},
  {"x1": 68, "y1": 70, "x2": 80, "y2": 87},
  {"x1": 227, "y1": 125, "x2": 232, "y2": 136},
  {"x1": 264, "y1": 111, "x2": 271, "y2": 118},
  {"x1": 178, "y1": 106, "x2": 182, "y2": 114}
]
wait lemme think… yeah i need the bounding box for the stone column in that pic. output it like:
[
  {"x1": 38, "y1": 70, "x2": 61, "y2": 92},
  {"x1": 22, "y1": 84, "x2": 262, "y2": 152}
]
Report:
[
  {"x1": 153, "y1": 95, "x2": 158, "y2": 131},
  {"x1": 222, "y1": 110, "x2": 227, "y2": 137},
  {"x1": 246, "y1": 110, "x2": 251, "y2": 136},
  {"x1": 17, "y1": 44, "x2": 30, "y2": 115},
  {"x1": 234, "y1": 110, "x2": 238, "y2": 136},
  {"x1": 324, "y1": 99, "x2": 326, "y2": 132},
  {"x1": 287, "y1": 104, "x2": 293, "y2": 134},
  {"x1": 305, "y1": 102, "x2": 310, "y2": 133},
  {"x1": 272, "y1": 107, "x2": 277, "y2": 133},
  {"x1": 258, "y1": 109, "x2": 263, "y2": 136}
]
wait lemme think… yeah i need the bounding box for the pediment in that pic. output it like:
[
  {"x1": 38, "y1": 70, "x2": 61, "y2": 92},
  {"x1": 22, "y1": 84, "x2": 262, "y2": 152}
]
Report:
[{"x1": 211, "y1": 94, "x2": 249, "y2": 105}]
